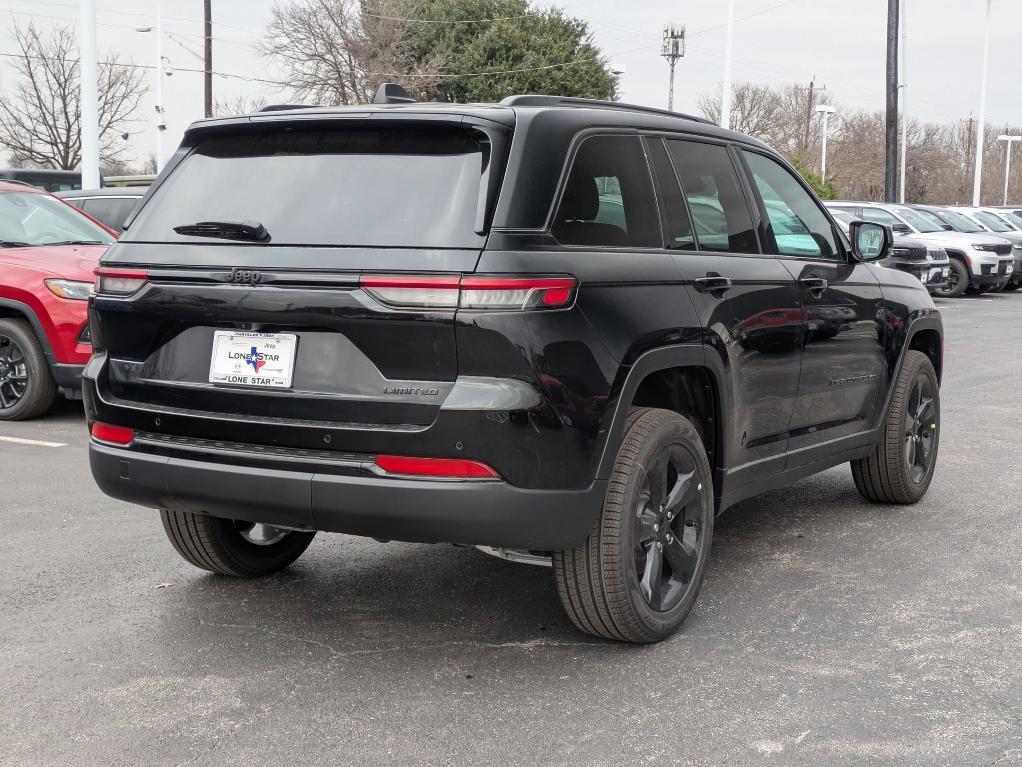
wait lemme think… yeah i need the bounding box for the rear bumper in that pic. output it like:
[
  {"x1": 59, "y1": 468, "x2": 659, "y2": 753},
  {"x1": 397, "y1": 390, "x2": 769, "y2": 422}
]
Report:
[{"x1": 90, "y1": 442, "x2": 606, "y2": 550}]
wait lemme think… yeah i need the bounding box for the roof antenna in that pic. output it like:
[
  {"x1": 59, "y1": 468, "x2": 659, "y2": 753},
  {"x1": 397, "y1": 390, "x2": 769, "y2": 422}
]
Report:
[{"x1": 374, "y1": 83, "x2": 415, "y2": 105}]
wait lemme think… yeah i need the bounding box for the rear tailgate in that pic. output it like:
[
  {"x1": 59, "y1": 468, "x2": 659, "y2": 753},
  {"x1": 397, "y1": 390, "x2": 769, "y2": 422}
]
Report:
[{"x1": 90, "y1": 120, "x2": 508, "y2": 432}]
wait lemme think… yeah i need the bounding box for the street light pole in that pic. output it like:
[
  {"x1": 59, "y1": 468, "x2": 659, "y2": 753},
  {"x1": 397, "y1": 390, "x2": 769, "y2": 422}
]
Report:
[
  {"x1": 79, "y1": 0, "x2": 100, "y2": 188},
  {"x1": 816, "y1": 104, "x2": 836, "y2": 180},
  {"x1": 137, "y1": 3, "x2": 170, "y2": 174},
  {"x1": 972, "y1": 0, "x2": 992, "y2": 206},
  {"x1": 720, "y1": 0, "x2": 735, "y2": 129},
  {"x1": 661, "y1": 24, "x2": 686, "y2": 112},
  {"x1": 997, "y1": 135, "x2": 1020, "y2": 205}
]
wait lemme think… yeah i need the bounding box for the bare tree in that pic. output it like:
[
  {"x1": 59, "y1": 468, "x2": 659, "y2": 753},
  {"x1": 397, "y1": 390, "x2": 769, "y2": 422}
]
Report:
[
  {"x1": 0, "y1": 23, "x2": 148, "y2": 170},
  {"x1": 260, "y1": 0, "x2": 444, "y2": 105},
  {"x1": 213, "y1": 95, "x2": 268, "y2": 117}
]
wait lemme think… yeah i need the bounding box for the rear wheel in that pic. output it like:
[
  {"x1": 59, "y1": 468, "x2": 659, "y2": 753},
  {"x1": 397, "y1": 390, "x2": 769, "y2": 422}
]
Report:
[
  {"x1": 160, "y1": 509, "x2": 316, "y2": 577},
  {"x1": 553, "y1": 408, "x2": 714, "y2": 643},
  {"x1": 0, "y1": 319, "x2": 57, "y2": 421},
  {"x1": 932, "y1": 259, "x2": 968, "y2": 298},
  {"x1": 851, "y1": 350, "x2": 939, "y2": 504}
]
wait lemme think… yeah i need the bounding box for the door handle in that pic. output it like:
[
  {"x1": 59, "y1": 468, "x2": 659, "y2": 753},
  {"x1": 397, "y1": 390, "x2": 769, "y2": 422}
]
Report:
[
  {"x1": 694, "y1": 276, "x2": 733, "y2": 294},
  {"x1": 799, "y1": 277, "x2": 828, "y2": 295}
]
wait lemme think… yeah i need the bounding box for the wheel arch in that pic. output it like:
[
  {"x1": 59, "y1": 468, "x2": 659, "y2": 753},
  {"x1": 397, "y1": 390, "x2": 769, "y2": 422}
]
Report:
[
  {"x1": 594, "y1": 344, "x2": 730, "y2": 499},
  {"x1": 0, "y1": 297, "x2": 56, "y2": 363},
  {"x1": 943, "y1": 249, "x2": 972, "y2": 274}
]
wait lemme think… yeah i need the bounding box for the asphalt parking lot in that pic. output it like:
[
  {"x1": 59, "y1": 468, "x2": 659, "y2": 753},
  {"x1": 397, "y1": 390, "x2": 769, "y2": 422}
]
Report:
[{"x1": 1, "y1": 294, "x2": 1020, "y2": 767}]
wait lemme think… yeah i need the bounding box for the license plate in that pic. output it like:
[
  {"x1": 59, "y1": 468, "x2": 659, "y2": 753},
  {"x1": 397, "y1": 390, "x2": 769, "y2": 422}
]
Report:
[{"x1": 209, "y1": 331, "x2": 297, "y2": 388}]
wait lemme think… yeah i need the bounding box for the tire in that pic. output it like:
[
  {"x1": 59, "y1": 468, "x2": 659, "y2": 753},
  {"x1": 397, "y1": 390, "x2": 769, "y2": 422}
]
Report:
[
  {"x1": 552, "y1": 408, "x2": 714, "y2": 643},
  {"x1": 160, "y1": 509, "x2": 316, "y2": 577},
  {"x1": 1003, "y1": 280, "x2": 1019, "y2": 292},
  {"x1": 851, "y1": 350, "x2": 939, "y2": 504},
  {"x1": 0, "y1": 319, "x2": 57, "y2": 421},
  {"x1": 932, "y1": 259, "x2": 968, "y2": 298}
]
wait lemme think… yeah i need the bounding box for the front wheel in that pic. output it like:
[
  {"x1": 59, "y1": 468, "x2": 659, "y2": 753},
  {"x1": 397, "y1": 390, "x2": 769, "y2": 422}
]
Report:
[
  {"x1": 851, "y1": 350, "x2": 939, "y2": 504},
  {"x1": 553, "y1": 408, "x2": 714, "y2": 643},
  {"x1": 161, "y1": 509, "x2": 316, "y2": 576},
  {"x1": 932, "y1": 259, "x2": 968, "y2": 298},
  {"x1": 0, "y1": 319, "x2": 57, "y2": 421}
]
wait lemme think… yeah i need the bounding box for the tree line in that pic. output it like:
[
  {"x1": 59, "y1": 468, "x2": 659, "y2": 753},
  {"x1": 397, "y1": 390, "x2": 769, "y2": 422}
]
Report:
[
  {"x1": 1, "y1": 0, "x2": 1018, "y2": 208},
  {"x1": 699, "y1": 81, "x2": 1021, "y2": 205}
]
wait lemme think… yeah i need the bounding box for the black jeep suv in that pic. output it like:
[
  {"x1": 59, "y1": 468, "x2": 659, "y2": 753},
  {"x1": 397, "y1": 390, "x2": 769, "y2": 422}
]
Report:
[{"x1": 85, "y1": 89, "x2": 943, "y2": 643}]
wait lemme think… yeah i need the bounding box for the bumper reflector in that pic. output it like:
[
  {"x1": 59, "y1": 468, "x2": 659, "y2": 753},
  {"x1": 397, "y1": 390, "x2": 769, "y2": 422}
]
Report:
[
  {"x1": 374, "y1": 454, "x2": 500, "y2": 479},
  {"x1": 91, "y1": 422, "x2": 135, "y2": 446}
]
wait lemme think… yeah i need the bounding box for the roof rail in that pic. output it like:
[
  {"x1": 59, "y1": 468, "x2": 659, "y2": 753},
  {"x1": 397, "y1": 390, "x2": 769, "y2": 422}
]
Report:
[
  {"x1": 499, "y1": 95, "x2": 713, "y2": 125},
  {"x1": 256, "y1": 104, "x2": 317, "y2": 113},
  {"x1": 0, "y1": 178, "x2": 41, "y2": 189}
]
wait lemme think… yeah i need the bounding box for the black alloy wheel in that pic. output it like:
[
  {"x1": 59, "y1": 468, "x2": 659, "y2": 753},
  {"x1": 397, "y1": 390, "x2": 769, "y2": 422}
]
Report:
[
  {"x1": 0, "y1": 332, "x2": 28, "y2": 411},
  {"x1": 0, "y1": 319, "x2": 57, "y2": 421},
  {"x1": 903, "y1": 374, "x2": 937, "y2": 485},
  {"x1": 633, "y1": 446, "x2": 707, "y2": 613},
  {"x1": 851, "y1": 350, "x2": 940, "y2": 504},
  {"x1": 553, "y1": 408, "x2": 714, "y2": 643}
]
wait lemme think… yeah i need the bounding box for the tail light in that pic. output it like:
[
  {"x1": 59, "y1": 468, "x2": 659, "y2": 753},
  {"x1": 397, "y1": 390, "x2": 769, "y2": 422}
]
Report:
[
  {"x1": 359, "y1": 274, "x2": 577, "y2": 311},
  {"x1": 94, "y1": 267, "x2": 149, "y2": 296},
  {"x1": 374, "y1": 454, "x2": 500, "y2": 479},
  {"x1": 90, "y1": 422, "x2": 135, "y2": 446}
]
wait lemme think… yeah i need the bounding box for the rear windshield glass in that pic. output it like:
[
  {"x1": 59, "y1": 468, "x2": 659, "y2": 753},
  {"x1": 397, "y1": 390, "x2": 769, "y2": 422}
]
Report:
[{"x1": 125, "y1": 128, "x2": 488, "y2": 248}]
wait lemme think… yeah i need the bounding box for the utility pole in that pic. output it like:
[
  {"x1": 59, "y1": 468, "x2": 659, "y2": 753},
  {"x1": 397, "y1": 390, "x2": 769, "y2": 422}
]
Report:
[
  {"x1": 720, "y1": 0, "x2": 735, "y2": 130},
  {"x1": 963, "y1": 116, "x2": 975, "y2": 203},
  {"x1": 79, "y1": 0, "x2": 100, "y2": 188},
  {"x1": 203, "y1": 0, "x2": 213, "y2": 118},
  {"x1": 972, "y1": 0, "x2": 992, "y2": 206},
  {"x1": 661, "y1": 24, "x2": 686, "y2": 112},
  {"x1": 898, "y1": 0, "x2": 908, "y2": 203},
  {"x1": 884, "y1": 0, "x2": 899, "y2": 202},
  {"x1": 802, "y1": 79, "x2": 815, "y2": 152}
]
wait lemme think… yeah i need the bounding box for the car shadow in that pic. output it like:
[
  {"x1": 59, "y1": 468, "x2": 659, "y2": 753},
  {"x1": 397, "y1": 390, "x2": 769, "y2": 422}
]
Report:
[{"x1": 153, "y1": 466, "x2": 887, "y2": 658}]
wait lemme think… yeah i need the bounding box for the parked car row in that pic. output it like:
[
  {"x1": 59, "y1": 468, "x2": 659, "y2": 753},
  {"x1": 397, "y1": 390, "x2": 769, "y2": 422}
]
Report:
[{"x1": 825, "y1": 201, "x2": 1022, "y2": 297}]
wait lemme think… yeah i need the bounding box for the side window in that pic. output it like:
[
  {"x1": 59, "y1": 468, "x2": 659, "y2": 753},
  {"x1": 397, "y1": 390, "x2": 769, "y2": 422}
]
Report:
[
  {"x1": 742, "y1": 150, "x2": 840, "y2": 259},
  {"x1": 860, "y1": 207, "x2": 900, "y2": 226},
  {"x1": 553, "y1": 135, "x2": 661, "y2": 248},
  {"x1": 667, "y1": 140, "x2": 758, "y2": 254},
  {"x1": 645, "y1": 137, "x2": 696, "y2": 250}
]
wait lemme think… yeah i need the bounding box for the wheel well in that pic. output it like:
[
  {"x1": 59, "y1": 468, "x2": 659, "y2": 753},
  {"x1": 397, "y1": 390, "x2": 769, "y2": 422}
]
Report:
[
  {"x1": 909, "y1": 329, "x2": 942, "y2": 382},
  {"x1": 944, "y1": 250, "x2": 970, "y2": 273},
  {"x1": 630, "y1": 366, "x2": 719, "y2": 472}
]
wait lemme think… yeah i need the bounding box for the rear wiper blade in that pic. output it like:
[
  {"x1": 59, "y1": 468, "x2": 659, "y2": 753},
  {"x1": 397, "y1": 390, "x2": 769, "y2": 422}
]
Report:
[{"x1": 172, "y1": 220, "x2": 270, "y2": 242}]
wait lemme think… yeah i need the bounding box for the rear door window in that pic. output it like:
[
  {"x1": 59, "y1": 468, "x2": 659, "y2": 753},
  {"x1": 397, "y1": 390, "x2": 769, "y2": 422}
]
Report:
[
  {"x1": 552, "y1": 134, "x2": 661, "y2": 248},
  {"x1": 125, "y1": 128, "x2": 491, "y2": 248},
  {"x1": 667, "y1": 140, "x2": 758, "y2": 254}
]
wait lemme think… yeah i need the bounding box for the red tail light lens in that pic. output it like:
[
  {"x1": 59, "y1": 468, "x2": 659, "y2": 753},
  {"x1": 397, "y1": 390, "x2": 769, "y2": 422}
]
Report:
[
  {"x1": 359, "y1": 274, "x2": 577, "y2": 311},
  {"x1": 94, "y1": 267, "x2": 149, "y2": 296},
  {"x1": 459, "y1": 276, "x2": 577, "y2": 310},
  {"x1": 374, "y1": 454, "x2": 500, "y2": 479},
  {"x1": 90, "y1": 422, "x2": 135, "y2": 445}
]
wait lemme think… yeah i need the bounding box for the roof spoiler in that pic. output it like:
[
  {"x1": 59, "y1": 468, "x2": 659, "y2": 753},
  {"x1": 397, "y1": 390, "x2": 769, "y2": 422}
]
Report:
[{"x1": 374, "y1": 83, "x2": 416, "y2": 105}]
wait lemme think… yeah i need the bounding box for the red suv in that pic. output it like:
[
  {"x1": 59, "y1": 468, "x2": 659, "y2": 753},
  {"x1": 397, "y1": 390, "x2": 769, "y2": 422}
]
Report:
[{"x1": 0, "y1": 181, "x2": 116, "y2": 420}]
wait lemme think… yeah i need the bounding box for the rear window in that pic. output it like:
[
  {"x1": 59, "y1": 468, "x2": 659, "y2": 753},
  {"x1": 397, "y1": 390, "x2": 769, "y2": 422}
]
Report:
[{"x1": 125, "y1": 128, "x2": 489, "y2": 248}]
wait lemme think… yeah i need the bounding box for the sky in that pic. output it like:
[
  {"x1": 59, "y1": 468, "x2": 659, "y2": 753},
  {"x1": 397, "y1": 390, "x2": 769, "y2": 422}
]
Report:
[{"x1": 1, "y1": 0, "x2": 1019, "y2": 168}]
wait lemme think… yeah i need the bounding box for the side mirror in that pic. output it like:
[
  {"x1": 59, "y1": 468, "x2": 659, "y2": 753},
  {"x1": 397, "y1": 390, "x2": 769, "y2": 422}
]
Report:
[
  {"x1": 941, "y1": 224, "x2": 954, "y2": 231},
  {"x1": 849, "y1": 221, "x2": 892, "y2": 262},
  {"x1": 892, "y1": 223, "x2": 913, "y2": 235}
]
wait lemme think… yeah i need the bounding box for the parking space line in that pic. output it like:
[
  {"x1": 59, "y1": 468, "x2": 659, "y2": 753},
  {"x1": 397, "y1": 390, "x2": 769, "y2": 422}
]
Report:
[{"x1": 0, "y1": 435, "x2": 68, "y2": 448}]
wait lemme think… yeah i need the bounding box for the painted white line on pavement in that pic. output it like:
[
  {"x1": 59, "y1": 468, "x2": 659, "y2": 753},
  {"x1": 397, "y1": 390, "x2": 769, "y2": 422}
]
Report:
[{"x1": 0, "y1": 435, "x2": 68, "y2": 448}]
